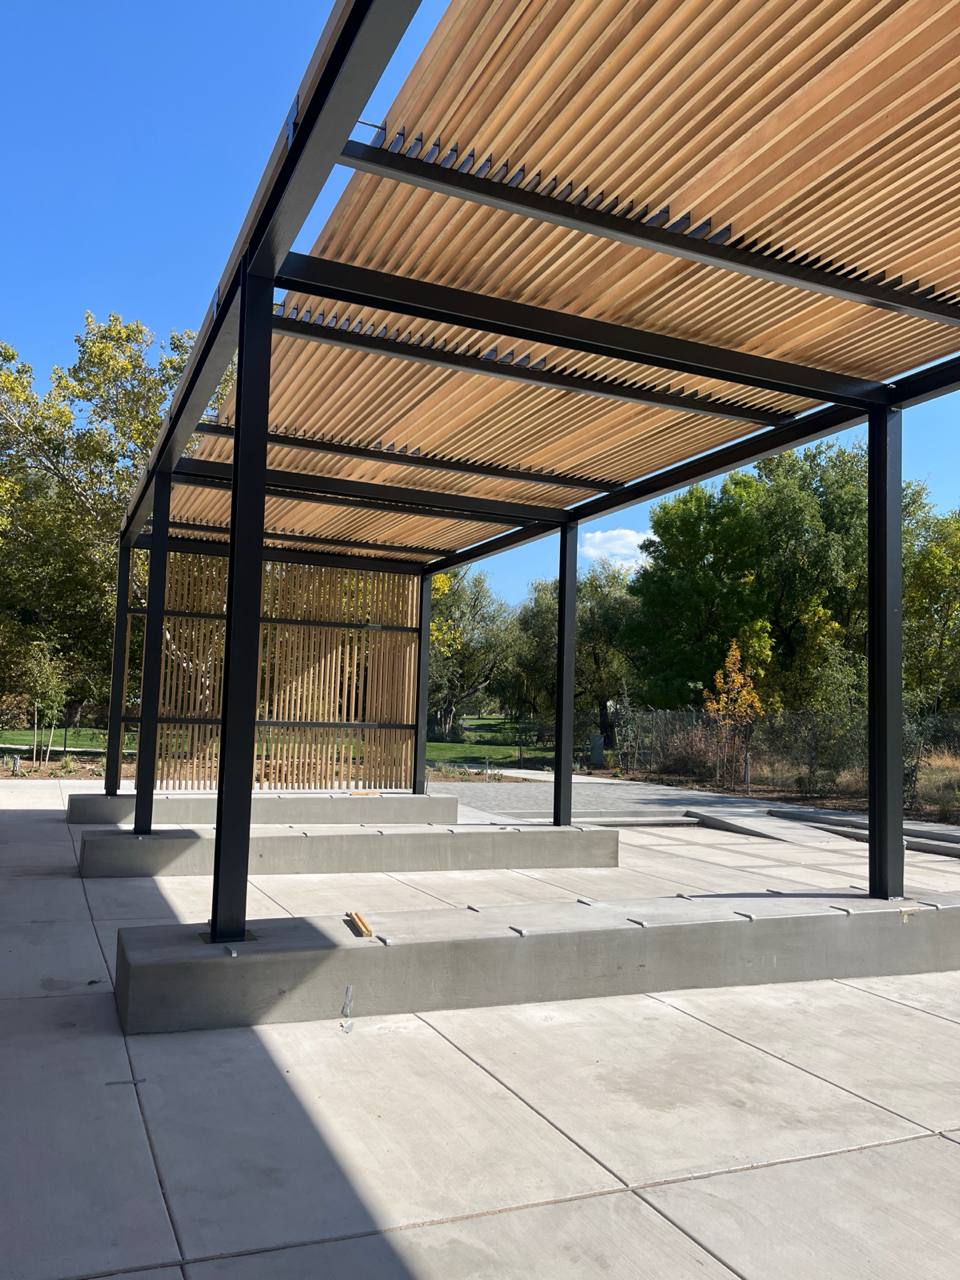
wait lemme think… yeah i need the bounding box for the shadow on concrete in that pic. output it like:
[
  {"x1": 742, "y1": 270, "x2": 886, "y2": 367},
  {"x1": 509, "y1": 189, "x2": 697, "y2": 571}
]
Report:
[{"x1": 87, "y1": 881, "x2": 423, "y2": 1274}]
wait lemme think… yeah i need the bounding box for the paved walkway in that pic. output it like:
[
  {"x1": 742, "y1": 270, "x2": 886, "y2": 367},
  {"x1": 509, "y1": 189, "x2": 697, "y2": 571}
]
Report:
[{"x1": 4, "y1": 779, "x2": 960, "y2": 1278}]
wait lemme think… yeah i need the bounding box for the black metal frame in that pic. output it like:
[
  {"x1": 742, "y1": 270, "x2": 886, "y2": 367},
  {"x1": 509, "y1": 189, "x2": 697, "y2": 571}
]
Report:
[
  {"x1": 133, "y1": 471, "x2": 170, "y2": 833},
  {"x1": 277, "y1": 254, "x2": 888, "y2": 410},
  {"x1": 340, "y1": 140, "x2": 960, "y2": 331},
  {"x1": 413, "y1": 574, "x2": 431, "y2": 795},
  {"x1": 868, "y1": 406, "x2": 904, "y2": 898},
  {"x1": 104, "y1": 543, "x2": 131, "y2": 797},
  {"x1": 211, "y1": 262, "x2": 274, "y2": 942},
  {"x1": 174, "y1": 457, "x2": 573, "y2": 527},
  {"x1": 110, "y1": 0, "x2": 960, "y2": 939},
  {"x1": 271, "y1": 312, "x2": 788, "y2": 427},
  {"x1": 553, "y1": 525, "x2": 577, "y2": 826},
  {"x1": 121, "y1": 0, "x2": 422, "y2": 546},
  {"x1": 197, "y1": 422, "x2": 625, "y2": 491}
]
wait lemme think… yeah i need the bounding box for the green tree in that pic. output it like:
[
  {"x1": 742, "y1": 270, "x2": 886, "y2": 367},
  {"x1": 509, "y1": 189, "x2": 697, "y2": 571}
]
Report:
[
  {"x1": 494, "y1": 560, "x2": 636, "y2": 747},
  {"x1": 428, "y1": 570, "x2": 508, "y2": 738},
  {"x1": 0, "y1": 316, "x2": 193, "y2": 714},
  {"x1": 904, "y1": 509, "x2": 960, "y2": 712},
  {"x1": 624, "y1": 442, "x2": 936, "y2": 711}
]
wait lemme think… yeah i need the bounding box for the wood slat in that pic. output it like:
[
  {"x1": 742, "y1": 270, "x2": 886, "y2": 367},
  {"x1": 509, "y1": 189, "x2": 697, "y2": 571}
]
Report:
[{"x1": 149, "y1": 554, "x2": 419, "y2": 790}]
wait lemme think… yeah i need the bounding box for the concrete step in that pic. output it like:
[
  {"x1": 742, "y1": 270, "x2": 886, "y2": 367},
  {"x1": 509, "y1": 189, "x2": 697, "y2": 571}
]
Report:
[
  {"x1": 767, "y1": 809, "x2": 960, "y2": 860},
  {"x1": 79, "y1": 823, "x2": 619, "y2": 878},
  {"x1": 114, "y1": 891, "x2": 960, "y2": 1034},
  {"x1": 689, "y1": 809, "x2": 856, "y2": 848},
  {"x1": 66, "y1": 790, "x2": 457, "y2": 827}
]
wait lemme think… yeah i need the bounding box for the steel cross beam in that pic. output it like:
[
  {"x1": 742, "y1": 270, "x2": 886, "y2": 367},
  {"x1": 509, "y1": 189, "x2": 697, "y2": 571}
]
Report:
[
  {"x1": 120, "y1": 0, "x2": 420, "y2": 546},
  {"x1": 174, "y1": 457, "x2": 572, "y2": 527},
  {"x1": 271, "y1": 314, "x2": 788, "y2": 428},
  {"x1": 429, "y1": 341, "x2": 960, "y2": 574},
  {"x1": 197, "y1": 422, "x2": 624, "y2": 491},
  {"x1": 341, "y1": 141, "x2": 960, "y2": 331},
  {"x1": 277, "y1": 254, "x2": 889, "y2": 409},
  {"x1": 134, "y1": 532, "x2": 425, "y2": 576},
  {"x1": 167, "y1": 517, "x2": 444, "y2": 560}
]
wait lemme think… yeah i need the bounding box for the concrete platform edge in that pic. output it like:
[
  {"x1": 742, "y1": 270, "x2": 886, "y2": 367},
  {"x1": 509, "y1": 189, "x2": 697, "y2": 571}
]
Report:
[{"x1": 115, "y1": 905, "x2": 960, "y2": 1034}]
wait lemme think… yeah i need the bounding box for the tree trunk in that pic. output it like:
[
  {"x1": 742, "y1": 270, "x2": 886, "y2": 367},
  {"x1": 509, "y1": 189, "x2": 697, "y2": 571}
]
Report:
[
  {"x1": 45, "y1": 723, "x2": 56, "y2": 766},
  {"x1": 598, "y1": 698, "x2": 615, "y2": 749},
  {"x1": 32, "y1": 704, "x2": 38, "y2": 768}
]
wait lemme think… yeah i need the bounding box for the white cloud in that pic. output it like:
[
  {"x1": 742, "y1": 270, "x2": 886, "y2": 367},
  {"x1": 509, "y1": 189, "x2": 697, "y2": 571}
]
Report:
[{"x1": 580, "y1": 527, "x2": 651, "y2": 569}]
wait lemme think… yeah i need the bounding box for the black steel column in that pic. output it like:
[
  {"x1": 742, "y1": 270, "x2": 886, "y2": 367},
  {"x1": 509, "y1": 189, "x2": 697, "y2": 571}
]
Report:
[
  {"x1": 553, "y1": 524, "x2": 577, "y2": 826},
  {"x1": 133, "y1": 472, "x2": 170, "y2": 833},
  {"x1": 868, "y1": 404, "x2": 904, "y2": 898},
  {"x1": 412, "y1": 573, "x2": 432, "y2": 793},
  {"x1": 210, "y1": 261, "x2": 273, "y2": 942},
  {"x1": 104, "y1": 542, "x2": 131, "y2": 796}
]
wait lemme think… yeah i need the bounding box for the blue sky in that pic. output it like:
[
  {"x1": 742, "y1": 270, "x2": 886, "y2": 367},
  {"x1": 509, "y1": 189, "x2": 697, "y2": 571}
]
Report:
[{"x1": 3, "y1": 1, "x2": 956, "y2": 604}]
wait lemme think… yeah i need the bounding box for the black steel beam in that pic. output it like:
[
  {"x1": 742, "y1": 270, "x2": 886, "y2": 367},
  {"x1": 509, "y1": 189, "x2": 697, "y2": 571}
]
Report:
[
  {"x1": 278, "y1": 253, "x2": 889, "y2": 409},
  {"x1": 174, "y1": 457, "x2": 571, "y2": 527},
  {"x1": 413, "y1": 574, "x2": 431, "y2": 795},
  {"x1": 122, "y1": 275, "x2": 241, "y2": 546},
  {"x1": 428, "y1": 414, "x2": 845, "y2": 573},
  {"x1": 426, "y1": 346, "x2": 960, "y2": 576},
  {"x1": 168, "y1": 517, "x2": 443, "y2": 560},
  {"x1": 553, "y1": 524, "x2": 577, "y2": 826},
  {"x1": 104, "y1": 543, "x2": 131, "y2": 797},
  {"x1": 211, "y1": 266, "x2": 274, "y2": 943},
  {"x1": 120, "y1": 0, "x2": 420, "y2": 544},
  {"x1": 341, "y1": 140, "x2": 960, "y2": 332},
  {"x1": 133, "y1": 472, "x2": 170, "y2": 834},
  {"x1": 134, "y1": 533, "x2": 424, "y2": 577},
  {"x1": 248, "y1": 2, "x2": 420, "y2": 277},
  {"x1": 867, "y1": 405, "x2": 904, "y2": 899},
  {"x1": 198, "y1": 421, "x2": 623, "y2": 492},
  {"x1": 271, "y1": 315, "x2": 787, "y2": 428}
]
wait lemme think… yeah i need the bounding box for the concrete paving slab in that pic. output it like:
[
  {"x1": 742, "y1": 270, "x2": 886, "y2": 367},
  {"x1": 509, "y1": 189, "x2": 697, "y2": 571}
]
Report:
[
  {"x1": 0, "y1": 994, "x2": 179, "y2": 1280},
  {"x1": 389, "y1": 868, "x2": 581, "y2": 907},
  {"x1": 839, "y1": 969, "x2": 960, "y2": 1023},
  {"x1": 84, "y1": 875, "x2": 285, "y2": 922},
  {"x1": 129, "y1": 1013, "x2": 617, "y2": 1259},
  {"x1": 518, "y1": 865, "x2": 701, "y2": 898},
  {"x1": 616, "y1": 845, "x2": 791, "y2": 893},
  {"x1": 0, "y1": 920, "x2": 110, "y2": 998},
  {"x1": 106, "y1": 1271, "x2": 183, "y2": 1280},
  {"x1": 185, "y1": 1188, "x2": 733, "y2": 1279},
  {"x1": 659, "y1": 978, "x2": 960, "y2": 1130},
  {"x1": 645, "y1": 1135, "x2": 960, "y2": 1280},
  {"x1": 106, "y1": 1270, "x2": 183, "y2": 1279},
  {"x1": 423, "y1": 994, "x2": 921, "y2": 1185},
  {"x1": 249, "y1": 871, "x2": 453, "y2": 915},
  {"x1": 0, "y1": 874, "x2": 89, "y2": 923},
  {"x1": 754, "y1": 864, "x2": 866, "y2": 889},
  {"x1": 0, "y1": 842, "x2": 78, "y2": 873},
  {"x1": 692, "y1": 810, "x2": 857, "y2": 849}
]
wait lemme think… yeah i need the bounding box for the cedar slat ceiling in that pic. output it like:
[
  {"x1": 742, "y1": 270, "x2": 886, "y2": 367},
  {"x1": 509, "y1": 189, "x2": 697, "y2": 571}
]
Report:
[{"x1": 192, "y1": 0, "x2": 960, "y2": 562}]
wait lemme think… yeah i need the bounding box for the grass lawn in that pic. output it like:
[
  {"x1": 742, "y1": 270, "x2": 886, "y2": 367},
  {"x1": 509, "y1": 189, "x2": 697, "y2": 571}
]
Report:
[
  {"x1": 426, "y1": 740, "x2": 553, "y2": 769},
  {"x1": 0, "y1": 729, "x2": 135, "y2": 752}
]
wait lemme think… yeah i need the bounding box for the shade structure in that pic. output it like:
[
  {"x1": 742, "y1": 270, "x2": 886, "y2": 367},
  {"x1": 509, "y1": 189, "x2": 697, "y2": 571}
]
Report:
[
  {"x1": 153, "y1": 0, "x2": 960, "y2": 566},
  {"x1": 110, "y1": 0, "x2": 960, "y2": 937}
]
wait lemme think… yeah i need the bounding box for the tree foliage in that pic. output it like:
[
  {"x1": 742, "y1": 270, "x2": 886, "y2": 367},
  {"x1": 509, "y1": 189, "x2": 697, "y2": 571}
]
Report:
[
  {"x1": 0, "y1": 317, "x2": 192, "y2": 713},
  {"x1": 428, "y1": 569, "x2": 507, "y2": 739},
  {"x1": 623, "y1": 443, "x2": 957, "y2": 715}
]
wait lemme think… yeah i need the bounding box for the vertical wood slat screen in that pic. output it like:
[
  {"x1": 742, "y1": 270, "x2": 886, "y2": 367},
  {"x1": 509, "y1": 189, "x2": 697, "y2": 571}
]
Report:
[{"x1": 146, "y1": 553, "x2": 419, "y2": 791}]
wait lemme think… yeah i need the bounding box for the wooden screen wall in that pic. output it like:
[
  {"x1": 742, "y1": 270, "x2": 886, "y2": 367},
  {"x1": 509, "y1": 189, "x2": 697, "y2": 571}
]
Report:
[{"x1": 144, "y1": 552, "x2": 419, "y2": 790}]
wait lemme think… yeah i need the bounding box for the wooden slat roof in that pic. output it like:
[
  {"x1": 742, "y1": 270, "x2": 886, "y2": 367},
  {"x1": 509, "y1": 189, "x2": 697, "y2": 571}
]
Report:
[{"x1": 181, "y1": 0, "x2": 960, "y2": 563}]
